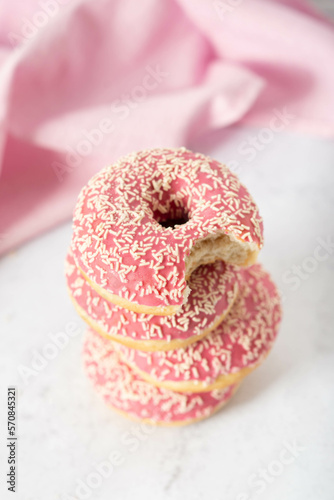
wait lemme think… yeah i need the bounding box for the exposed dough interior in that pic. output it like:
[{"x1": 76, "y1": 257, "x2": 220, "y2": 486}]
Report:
[{"x1": 185, "y1": 232, "x2": 258, "y2": 278}]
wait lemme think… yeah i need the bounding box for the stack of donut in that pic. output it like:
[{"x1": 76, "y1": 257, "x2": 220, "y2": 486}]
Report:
[{"x1": 66, "y1": 147, "x2": 281, "y2": 426}]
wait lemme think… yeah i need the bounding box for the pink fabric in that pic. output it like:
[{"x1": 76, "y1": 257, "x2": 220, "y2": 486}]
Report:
[{"x1": 0, "y1": 0, "x2": 333, "y2": 254}]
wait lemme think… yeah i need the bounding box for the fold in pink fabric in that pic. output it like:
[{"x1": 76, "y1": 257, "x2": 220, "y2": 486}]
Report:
[{"x1": 0, "y1": 0, "x2": 333, "y2": 254}]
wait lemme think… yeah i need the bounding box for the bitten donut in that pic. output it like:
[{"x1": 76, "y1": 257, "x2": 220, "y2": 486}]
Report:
[
  {"x1": 66, "y1": 249, "x2": 239, "y2": 351},
  {"x1": 72, "y1": 147, "x2": 263, "y2": 315},
  {"x1": 83, "y1": 328, "x2": 239, "y2": 426},
  {"x1": 117, "y1": 264, "x2": 282, "y2": 392}
]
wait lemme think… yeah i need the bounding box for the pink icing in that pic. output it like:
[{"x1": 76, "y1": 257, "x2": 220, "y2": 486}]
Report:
[
  {"x1": 66, "y1": 249, "x2": 238, "y2": 345},
  {"x1": 83, "y1": 328, "x2": 237, "y2": 424},
  {"x1": 71, "y1": 148, "x2": 263, "y2": 309},
  {"x1": 118, "y1": 264, "x2": 282, "y2": 386}
]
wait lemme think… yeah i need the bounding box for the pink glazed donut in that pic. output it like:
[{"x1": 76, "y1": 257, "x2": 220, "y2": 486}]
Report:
[
  {"x1": 71, "y1": 148, "x2": 263, "y2": 315},
  {"x1": 66, "y1": 249, "x2": 239, "y2": 351},
  {"x1": 117, "y1": 264, "x2": 282, "y2": 392},
  {"x1": 83, "y1": 328, "x2": 239, "y2": 426}
]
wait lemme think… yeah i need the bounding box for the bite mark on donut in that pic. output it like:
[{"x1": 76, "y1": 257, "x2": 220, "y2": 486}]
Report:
[{"x1": 185, "y1": 231, "x2": 259, "y2": 279}]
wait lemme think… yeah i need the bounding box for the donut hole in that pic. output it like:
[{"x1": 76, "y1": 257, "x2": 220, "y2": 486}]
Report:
[
  {"x1": 159, "y1": 214, "x2": 189, "y2": 229},
  {"x1": 153, "y1": 200, "x2": 189, "y2": 229}
]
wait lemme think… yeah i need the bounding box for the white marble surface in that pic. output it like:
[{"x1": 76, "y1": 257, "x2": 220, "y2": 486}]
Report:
[{"x1": 0, "y1": 128, "x2": 334, "y2": 500}]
